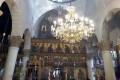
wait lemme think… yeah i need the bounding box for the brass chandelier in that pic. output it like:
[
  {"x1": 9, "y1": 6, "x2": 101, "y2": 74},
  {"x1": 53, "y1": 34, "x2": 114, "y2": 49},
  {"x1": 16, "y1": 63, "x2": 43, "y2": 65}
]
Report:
[{"x1": 51, "y1": 6, "x2": 95, "y2": 43}]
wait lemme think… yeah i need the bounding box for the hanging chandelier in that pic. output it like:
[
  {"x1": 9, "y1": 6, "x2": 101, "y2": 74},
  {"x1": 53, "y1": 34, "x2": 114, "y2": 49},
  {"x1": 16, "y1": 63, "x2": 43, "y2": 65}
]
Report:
[{"x1": 51, "y1": 6, "x2": 95, "y2": 43}]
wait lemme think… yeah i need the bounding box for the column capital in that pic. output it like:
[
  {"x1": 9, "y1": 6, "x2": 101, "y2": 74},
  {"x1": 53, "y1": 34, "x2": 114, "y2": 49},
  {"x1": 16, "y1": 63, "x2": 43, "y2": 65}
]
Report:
[
  {"x1": 99, "y1": 41, "x2": 110, "y2": 51},
  {"x1": 8, "y1": 36, "x2": 23, "y2": 47}
]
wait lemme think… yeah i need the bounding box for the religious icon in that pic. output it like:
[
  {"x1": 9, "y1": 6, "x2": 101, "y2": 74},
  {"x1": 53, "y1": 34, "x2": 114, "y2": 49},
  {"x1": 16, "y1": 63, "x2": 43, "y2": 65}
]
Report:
[
  {"x1": 64, "y1": 45, "x2": 70, "y2": 53},
  {"x1": 56, "y1": 44, "x2": 63, "y2": 53},
  {"x1": 41, "y1": 24, "x2": 46, "y2": 34},
  {"x1": 48, "y1": 44, "x2": 54, "y2": 53},
  {"x1": 40, "y1": 43, "x2": 45, "y2": 53}
]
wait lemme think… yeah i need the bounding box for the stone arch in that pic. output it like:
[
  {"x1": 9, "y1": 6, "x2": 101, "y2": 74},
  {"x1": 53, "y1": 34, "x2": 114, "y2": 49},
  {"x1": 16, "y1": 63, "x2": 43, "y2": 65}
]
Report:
[
  {"x1": 102, "y1": 8, "x2": 120, "y2": 45},
  {"x1": 96, "y1": 0, "x2": 120, "y2": 42},
  {"x1": 100, "y1": 7, "x2": 120, "y2": 80},
  {"x1": 4, "y1": 0, "x2": 24, "y2": 37}
]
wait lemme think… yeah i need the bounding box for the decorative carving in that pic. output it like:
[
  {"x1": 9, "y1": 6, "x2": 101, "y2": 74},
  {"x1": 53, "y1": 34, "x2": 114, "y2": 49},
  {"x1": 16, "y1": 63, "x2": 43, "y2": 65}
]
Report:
[
  {"x1": 8, "y1": 36, "x2": 23, "y2": 47},
  {"x1": 30, "y1": 53, "x2": 86, "y2": 67},
  {"x1": 31, "y1": 38, "x2": 86, "y2": 54},
  {"x1": 99, "y1": 41, "x2": 110, "y2": 51}
]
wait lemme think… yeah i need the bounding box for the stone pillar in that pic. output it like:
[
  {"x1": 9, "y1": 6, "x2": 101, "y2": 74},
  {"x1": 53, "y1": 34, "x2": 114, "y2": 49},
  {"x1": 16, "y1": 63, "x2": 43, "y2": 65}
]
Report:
[
  {"x1": 38, "y1": 60, "x2": 42, "y2": 80},
  {"x1": 20, "y1": 29, "x2": 31, "y2": 80},
  {"x1": 2, "y1": 36, "x2": 22, "y2": 80},
  {"x1": 19, "y1": 49, "x2": 30, "y2": 80},
  {"x1": 99, "y1": 41, "x2": 116, "y2": 80},
  {"x1": 86, "y1": 56, "x2": 95, "y2": 80},
  {"x1": 74, "y1": 68, "x2": 79, "y2": 80}
]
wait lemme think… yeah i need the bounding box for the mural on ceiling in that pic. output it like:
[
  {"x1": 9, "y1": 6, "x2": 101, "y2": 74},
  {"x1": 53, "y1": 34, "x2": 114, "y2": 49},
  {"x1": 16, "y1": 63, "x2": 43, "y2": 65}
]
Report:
[
  {"x1": 40, "y1": 15, "x2": 54, "y2": 38},
  {"x1": 39, "y1": 8, "x2": 67, "y2": 39}
]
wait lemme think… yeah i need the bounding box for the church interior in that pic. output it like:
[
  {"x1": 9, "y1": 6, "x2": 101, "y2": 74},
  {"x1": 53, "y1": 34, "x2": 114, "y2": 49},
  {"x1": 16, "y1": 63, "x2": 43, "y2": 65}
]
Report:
[{"x1": 0, "y1": 0, "x2": 120, "y2": 80}]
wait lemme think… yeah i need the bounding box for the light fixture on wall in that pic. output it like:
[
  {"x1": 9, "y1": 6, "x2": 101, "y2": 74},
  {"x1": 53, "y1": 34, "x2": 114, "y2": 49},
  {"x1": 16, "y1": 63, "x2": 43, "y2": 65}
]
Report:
[{"x1": 51, "y1": 5, "x2": 95, "y2": 43}]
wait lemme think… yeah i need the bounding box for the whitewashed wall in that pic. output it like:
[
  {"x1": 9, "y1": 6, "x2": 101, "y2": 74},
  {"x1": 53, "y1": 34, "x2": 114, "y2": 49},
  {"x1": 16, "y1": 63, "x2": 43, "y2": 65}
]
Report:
[{"x1": 87, "y1": 0, "x2": 120, "y2": 41}]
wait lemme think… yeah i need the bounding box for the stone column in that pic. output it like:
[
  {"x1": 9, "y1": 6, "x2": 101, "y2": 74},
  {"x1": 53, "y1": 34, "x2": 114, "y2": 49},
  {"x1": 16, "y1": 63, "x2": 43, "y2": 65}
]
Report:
[
  {"x1": 2, "y1": 36, "x2": 22, "y2": 80},
  {"x1": 86, "y1": 55, "x2": 95, "y2": 80},
  {"x1": 20, "y1": 29, "x2": 31, "y2": 80},
  {"x1": 19, "y1": 49, "x2": 30, "y2": 80},
  {"x1": 74, "y1": 68, "x2": 79, "y2": 80},
  {"x1": 99, "y1": 41, "x2": 116, "y2": 80}
]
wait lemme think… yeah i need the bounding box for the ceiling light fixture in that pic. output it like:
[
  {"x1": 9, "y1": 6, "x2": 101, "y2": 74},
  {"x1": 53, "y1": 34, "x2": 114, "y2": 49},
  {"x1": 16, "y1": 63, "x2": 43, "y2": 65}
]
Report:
[{"x1": 51, "y1": 5, "x2": 95, "y2": 43}]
